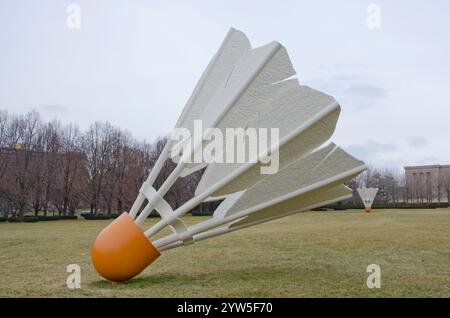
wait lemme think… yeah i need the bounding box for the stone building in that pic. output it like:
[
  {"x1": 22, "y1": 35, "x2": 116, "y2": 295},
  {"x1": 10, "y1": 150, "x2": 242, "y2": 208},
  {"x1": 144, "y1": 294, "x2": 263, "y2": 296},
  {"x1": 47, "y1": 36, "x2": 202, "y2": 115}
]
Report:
[{"x1": 404, "y1": 165, "x2": 450, "y2": 203}]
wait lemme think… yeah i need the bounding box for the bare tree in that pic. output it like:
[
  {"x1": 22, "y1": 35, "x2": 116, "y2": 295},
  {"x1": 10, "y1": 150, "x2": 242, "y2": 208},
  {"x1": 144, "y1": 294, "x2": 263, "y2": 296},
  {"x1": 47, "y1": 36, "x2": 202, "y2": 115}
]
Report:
[
  {"x1": 82, "y1": 122, "x2": 114, "y2": 214},
  {"x1": 0, "y1": 110, "x2": 10, "y2": 182},
  {"x1": 31, "y1": 120, "x2": 63, "y2": 215},
  {"x1": 0, "y1": 109, "x2": 205, "y2": 217},
  {"x1": 3, "y1": 112, "x2": 43, "y2": 217},
  {"x1": 112, "y1": 130, "x2": 137, "y2": 214},
  {"x1": 52, "y1": 123, "x2": 84, "y2": 215}
]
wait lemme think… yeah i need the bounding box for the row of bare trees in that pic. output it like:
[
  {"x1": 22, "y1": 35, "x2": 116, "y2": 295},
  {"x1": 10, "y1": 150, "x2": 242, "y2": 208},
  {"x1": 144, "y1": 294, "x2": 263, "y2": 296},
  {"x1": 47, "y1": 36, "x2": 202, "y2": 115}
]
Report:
[
  {"x1": 1, "y1": 109, "x2": 448, "y2": 217},
  {"x1": 345, "y1": 165, "x2": 450, "y2": 206},
  {"x1": 0, "y1": 110, "x2": 199, "y2": 218},
  {"x1": 353, "y1": 166, "x2": 406, "y2": 205}
]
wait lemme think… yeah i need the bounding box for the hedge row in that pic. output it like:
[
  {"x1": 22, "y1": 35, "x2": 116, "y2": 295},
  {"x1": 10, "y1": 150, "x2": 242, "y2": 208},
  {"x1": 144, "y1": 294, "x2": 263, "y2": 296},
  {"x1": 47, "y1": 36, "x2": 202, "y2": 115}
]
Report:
[
  {"x1": 80, "y1": 212, "x2": 161, "y2": 220},
  {"x1": 81, "y1": 213, "x2": 120, "y2": 220},
  {"x1": 38, "y1": 215, "x2": 61, "y2": 221},
  {"x1": 1, "y1": 215, "x2": 78, "y2": 223},
  {"x1": 328, "y1": 203, "x2": 449, "y2": 210},
  {"x1": 24, "y1": 216, "x2": 40, "y2": 223},
  {"x1": 191, "y1": 210, "x2": 214, "y2": 216}
]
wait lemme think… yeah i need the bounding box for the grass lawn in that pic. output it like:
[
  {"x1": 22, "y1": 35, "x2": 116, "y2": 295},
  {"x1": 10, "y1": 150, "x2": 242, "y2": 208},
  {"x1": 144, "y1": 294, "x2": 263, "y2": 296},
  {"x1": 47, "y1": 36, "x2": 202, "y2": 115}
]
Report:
[{"x1": 0, "y1": 208, "x2": 449, "y2": 297}]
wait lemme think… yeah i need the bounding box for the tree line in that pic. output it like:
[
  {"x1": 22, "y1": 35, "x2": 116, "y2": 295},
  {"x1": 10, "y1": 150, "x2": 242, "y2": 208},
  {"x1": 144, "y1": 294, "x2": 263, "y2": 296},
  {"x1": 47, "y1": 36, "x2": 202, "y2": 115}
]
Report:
[
  {"x1": 344, "y1": 165, "x2": 449, "y2": 207},
  {"x1": 0, "y1": 109, "x2": 448, "y2": 219},
  {"x1": 0, "y1": 110, "x2": 201, "y2": 218}
]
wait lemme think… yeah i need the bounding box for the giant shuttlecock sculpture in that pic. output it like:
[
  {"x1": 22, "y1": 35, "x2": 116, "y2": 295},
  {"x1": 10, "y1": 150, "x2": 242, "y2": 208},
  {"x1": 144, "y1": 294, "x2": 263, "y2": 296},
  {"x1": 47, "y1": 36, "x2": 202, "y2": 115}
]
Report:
[
  {"x1": 91, "y1": 28, "x2": 367, "y2": 282},
  {"x1": 357, "y1": 187, "x2": 378, "y2": 213}
]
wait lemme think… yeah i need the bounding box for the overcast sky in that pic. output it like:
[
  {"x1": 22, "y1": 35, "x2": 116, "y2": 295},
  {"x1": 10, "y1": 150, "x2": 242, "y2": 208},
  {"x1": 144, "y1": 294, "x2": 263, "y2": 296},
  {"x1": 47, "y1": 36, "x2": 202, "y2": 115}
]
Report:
[{"x1": 1, "y1": 0, "x2": 449, "y2": 170}]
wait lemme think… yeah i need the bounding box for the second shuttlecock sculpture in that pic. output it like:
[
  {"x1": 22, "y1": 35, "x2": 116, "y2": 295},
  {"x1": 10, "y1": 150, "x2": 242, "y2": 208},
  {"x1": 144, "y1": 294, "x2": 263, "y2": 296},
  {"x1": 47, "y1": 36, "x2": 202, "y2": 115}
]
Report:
[
  {"x1": 91, "y1": 28, "x2": 367, "y2": 282},
  {"x1": 357, "y1": 187, "x2": 379, "y2": 212}
]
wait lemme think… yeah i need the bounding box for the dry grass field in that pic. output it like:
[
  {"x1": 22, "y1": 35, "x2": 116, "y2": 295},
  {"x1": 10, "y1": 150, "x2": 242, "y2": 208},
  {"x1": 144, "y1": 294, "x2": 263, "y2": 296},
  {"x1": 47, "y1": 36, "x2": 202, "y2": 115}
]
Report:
[{"x1": 0, "y1": 208, "x2": 449, "y2": 297}]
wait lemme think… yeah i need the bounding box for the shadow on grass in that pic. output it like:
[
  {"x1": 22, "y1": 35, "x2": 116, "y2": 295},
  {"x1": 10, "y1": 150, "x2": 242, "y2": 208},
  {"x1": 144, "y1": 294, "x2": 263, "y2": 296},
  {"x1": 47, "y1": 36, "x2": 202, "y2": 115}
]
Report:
[
  {"x1": 89, "y1": 266, "x2": 301, "y2": 290},
  {"x1": 90, "y1": 273, "x2": 194, "y2": 289},
  {"x1": 87, "y1": 264, "x2": 372, "y2": 297}
]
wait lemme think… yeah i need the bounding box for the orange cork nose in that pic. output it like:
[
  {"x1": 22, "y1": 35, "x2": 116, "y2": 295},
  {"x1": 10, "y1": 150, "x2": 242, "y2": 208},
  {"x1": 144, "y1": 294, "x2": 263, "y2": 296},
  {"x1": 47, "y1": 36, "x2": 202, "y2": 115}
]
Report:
[
  {"x1": 91, "y1": 213, "x2": 160, "y2": 282},
  {"x1": 364, "y1": 207, "x2": 372, "y2": 213}
]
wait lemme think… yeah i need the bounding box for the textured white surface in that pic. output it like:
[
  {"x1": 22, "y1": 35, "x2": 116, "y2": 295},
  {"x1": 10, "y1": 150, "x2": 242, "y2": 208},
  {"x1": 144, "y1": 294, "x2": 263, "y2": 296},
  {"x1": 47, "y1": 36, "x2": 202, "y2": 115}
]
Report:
[
  {"x1": 229, "y1": 184, "x2": 352, "y2": 229},
  {"x1": 218, "y1": 143, "x2": 365, "y2": 218},
  {"x1": 177, "y1": 40, "x2": 295, "y2": 174},
  {"x1": 196, "y1": 99, "x2": 340, "y2": 197},
  {"x1": 139, "y1": 28, "x2": 367, "y2": 244},
  {"x1": 199, "y1": 42, "x2": 295, "y2": 130},
  {"x1": 174, "y1": 28, "x2": 251, "y2": 174},
  {"x1": 194, "y1": 81, "x2": 341, "y2": 197},
  {"x1": 157, "y1": 184, "x2": 352, "y2": 251},
  {"x1": 133, "y1": 28, "x2": 251, "y2": 223},
  {"x1": 176, "y1": 28, "x2": 251, "y2": 135}
]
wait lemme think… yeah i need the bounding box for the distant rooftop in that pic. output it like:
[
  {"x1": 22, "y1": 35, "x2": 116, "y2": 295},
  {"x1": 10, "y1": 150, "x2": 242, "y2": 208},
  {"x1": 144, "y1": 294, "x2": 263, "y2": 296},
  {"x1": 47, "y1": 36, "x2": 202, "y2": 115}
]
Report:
[{"x1": 404, "y1": 164, "x2": 450, "y2": 170}]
